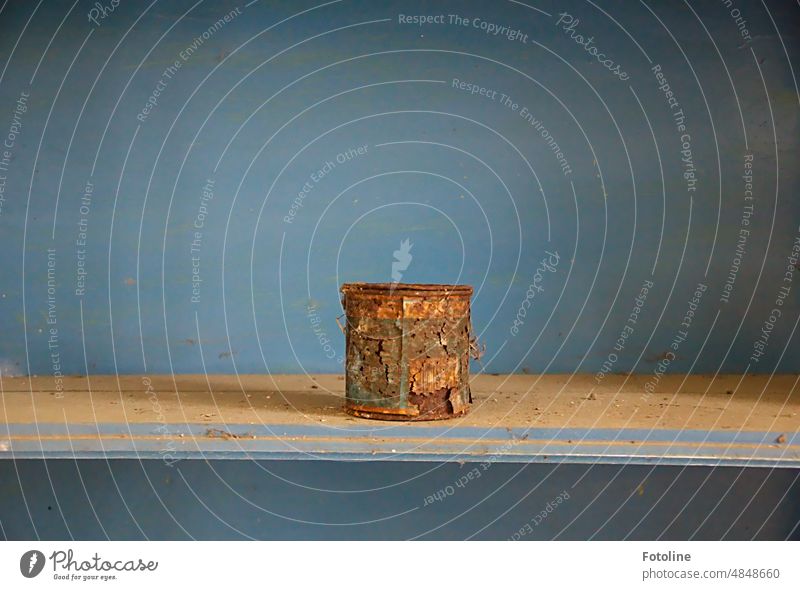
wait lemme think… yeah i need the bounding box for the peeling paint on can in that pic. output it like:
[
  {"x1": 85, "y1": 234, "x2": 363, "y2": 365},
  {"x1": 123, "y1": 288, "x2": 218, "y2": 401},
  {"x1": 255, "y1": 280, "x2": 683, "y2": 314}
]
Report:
[{"x1": 340, "y1": 283, "x2": 475, "y2": 421}]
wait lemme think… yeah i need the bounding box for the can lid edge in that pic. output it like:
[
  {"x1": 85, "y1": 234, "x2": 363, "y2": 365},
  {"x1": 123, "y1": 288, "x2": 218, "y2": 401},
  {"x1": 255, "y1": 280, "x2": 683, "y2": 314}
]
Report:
[{"x1": 340, "y1": 282, "x2": 473, "y2": 296}]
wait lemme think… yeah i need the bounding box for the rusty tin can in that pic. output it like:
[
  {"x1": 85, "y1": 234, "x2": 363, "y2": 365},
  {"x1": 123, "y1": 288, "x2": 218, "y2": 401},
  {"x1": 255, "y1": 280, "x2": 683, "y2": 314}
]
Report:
[{"x1": 340, "y1": 282, "x2": 474, "y2": 420}]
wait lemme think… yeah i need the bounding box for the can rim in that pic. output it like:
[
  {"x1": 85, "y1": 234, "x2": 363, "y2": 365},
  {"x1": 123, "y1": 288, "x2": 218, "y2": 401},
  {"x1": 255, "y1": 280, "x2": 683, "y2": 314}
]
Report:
[{"x1": 340, "y1": 282, "x2": 473, "y2": 296}]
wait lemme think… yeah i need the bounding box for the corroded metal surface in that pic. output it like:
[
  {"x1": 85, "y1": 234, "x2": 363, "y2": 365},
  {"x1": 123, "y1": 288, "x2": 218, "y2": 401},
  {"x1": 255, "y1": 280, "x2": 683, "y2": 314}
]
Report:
[{"x1": 341, "y1": 283, "x2": 474, "y2": 420}]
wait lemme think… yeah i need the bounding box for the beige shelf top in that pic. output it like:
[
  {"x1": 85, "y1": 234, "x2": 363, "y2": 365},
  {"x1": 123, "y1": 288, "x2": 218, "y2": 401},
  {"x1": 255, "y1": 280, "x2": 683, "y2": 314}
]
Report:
[{"x1": 2, "y1": 373, "x2": 797, "y2": 433}]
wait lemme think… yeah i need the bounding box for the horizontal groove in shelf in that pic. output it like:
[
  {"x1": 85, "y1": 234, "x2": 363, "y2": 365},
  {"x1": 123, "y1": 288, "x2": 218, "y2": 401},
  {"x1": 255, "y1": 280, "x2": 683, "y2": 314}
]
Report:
[{"x1": 1, "y1": 422, "x2": 797, "y2": 468}]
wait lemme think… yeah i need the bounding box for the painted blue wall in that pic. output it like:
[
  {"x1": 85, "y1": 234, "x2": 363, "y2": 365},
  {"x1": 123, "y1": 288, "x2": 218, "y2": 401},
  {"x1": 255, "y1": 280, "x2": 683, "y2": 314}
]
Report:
[
  {"x1": 2, "y1": 460, "x2": 799, "y2": 540},
  {"x1": 0, "y1": 0, "x2": 798, "y2": 376}
]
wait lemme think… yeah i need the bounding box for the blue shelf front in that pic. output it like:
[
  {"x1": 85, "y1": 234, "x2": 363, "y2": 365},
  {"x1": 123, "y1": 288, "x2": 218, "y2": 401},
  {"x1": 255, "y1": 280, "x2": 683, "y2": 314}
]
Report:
[{"x1": 2, "y1": 422, "x2": 797, "y2": 468}]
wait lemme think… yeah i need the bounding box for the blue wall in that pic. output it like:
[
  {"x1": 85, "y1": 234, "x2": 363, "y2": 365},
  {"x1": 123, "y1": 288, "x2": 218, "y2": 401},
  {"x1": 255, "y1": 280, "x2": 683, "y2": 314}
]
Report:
[
  {"x1": 0, "y1": 0, "x2": 798, "y2": 376},
  {"x1": 3, "y1": 460, "x2": 799, "y2": 540}
]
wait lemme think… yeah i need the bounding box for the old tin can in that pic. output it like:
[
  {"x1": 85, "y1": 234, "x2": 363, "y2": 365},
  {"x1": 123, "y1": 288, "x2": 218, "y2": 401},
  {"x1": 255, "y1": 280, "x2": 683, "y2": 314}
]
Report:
[{"x1": 340, "y1": 283, "x2": 474, "y2": 420}]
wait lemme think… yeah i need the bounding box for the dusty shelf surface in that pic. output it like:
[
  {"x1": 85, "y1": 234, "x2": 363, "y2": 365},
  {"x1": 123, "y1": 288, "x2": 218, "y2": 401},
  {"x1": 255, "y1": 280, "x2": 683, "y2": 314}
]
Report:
[
  {"x1": 1, "y1": 374, "x2": 798, "y2": 466},
  {"x1": 1, "y1": 373, "x2": 798, "y2": 431}
]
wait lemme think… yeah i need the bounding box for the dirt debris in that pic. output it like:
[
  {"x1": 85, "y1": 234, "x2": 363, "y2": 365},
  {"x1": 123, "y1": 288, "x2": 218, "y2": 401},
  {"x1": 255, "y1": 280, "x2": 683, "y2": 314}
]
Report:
[{"x1": 205, "y1": 428, "x2": 251, "y2": 440}]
